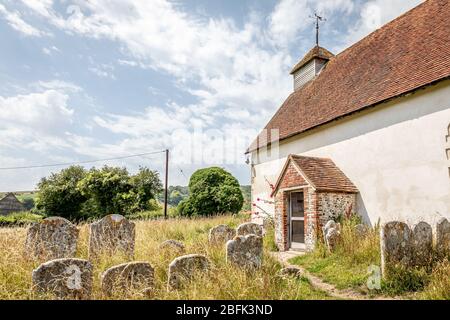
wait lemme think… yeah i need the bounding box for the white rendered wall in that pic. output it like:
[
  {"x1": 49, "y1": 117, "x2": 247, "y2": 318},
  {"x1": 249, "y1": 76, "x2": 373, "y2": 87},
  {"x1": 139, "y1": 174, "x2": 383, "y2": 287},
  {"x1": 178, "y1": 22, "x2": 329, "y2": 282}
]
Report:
[{"x1": 251, "y1": 80, "x2": 450, "y2": 227}]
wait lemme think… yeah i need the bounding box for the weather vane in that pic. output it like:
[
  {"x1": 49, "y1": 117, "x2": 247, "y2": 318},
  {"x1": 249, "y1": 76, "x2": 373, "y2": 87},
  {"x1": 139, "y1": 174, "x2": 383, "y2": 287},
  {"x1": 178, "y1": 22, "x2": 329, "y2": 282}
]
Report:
[{"x1": 310, "y1": 13, "x2": 326, "y2": 46}]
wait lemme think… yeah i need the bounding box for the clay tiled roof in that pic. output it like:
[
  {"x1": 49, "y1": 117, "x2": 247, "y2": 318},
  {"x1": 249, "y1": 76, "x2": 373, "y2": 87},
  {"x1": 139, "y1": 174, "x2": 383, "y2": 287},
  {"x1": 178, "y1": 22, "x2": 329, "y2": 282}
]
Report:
[
  {"x1": 272, "y1": 155, "x2": 359, "y2": 196},
  {"x1": 290, "y1": 46, "x2": 334, "y2": 74},
  {"x1": 249, "y1": 0, "x2": 450, "y2": 152}
]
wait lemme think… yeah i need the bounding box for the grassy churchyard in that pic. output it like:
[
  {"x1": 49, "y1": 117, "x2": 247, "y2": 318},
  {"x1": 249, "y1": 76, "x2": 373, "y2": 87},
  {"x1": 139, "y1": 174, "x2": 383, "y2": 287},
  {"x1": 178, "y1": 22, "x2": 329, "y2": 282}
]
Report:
[{"x1": 0, "y1": 214, "x2": 330, "y2": 300}]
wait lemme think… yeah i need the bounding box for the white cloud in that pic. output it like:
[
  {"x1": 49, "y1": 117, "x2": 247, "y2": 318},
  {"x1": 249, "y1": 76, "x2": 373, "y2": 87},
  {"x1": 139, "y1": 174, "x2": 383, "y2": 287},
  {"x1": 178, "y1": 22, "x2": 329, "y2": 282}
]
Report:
[
  {"x1": 0, "y1": 85, "x2": 76, "y2": 152},
  {"x1": 20, "y1": 0, "x2": 54, "y2": 18},
  {"x1": 15, "y1": 0, "x2": 291, "y2": 144},
  {"x1": 34, "y1": 80, "x2": 81, "y2": 92},
  {"x1": 268, "y1": 0, "x2": 355, "y2": 48},
  {"x1": 0, "y1": 3, "x2": 48, "y2": 37},
  {"x1": 42, "y1": 45, "x2": 60, "y2": 55},
  {"x1": 118, "y1": 59, "x2": 139, "y2": 67},
  {"x1": 88, "y1": 67, "x2": 116, "y2": 80},
  {"x1": 0, "y1": 90, "x2": 73, "y2": 129}
]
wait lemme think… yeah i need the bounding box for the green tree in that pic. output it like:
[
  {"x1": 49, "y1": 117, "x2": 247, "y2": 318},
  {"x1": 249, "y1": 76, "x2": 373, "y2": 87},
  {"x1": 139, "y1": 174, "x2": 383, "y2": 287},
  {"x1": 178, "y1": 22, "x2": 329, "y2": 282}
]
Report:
[
  {"x1": 21, "y1": 197, "x2": 36, "y2": 211},
  {"x1": 77, "y1": 166, "x2": 133, "y2": 216},
  {"x1": 35, "y1": 166, "x2": 87, "y2": 220},
  {"x1": 78, "y1": 166, "x2": 163, "y2": 217},
  {"x1": 178, "y1": 167, "x2": 243, "y2": 217},
  {"x1": 130, "y1": 167, "x2": 163, "y2": 211},
  {"x1": 35, "y1": 165, "x2": 163, "y2": 221}
]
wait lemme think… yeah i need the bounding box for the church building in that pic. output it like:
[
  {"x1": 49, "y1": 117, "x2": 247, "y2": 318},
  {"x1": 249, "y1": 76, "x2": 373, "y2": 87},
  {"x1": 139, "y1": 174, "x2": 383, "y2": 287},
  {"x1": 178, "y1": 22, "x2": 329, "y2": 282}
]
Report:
[{"x1": 247, "y1": 0, "x2": 450, "y2": 251}]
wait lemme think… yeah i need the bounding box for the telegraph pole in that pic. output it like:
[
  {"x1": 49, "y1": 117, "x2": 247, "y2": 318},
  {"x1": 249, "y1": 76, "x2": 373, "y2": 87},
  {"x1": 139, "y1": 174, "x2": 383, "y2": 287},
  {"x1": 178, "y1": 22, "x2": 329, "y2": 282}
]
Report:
[{"x1": 164, "y1": 149, "x2": 169, "y2": 219}]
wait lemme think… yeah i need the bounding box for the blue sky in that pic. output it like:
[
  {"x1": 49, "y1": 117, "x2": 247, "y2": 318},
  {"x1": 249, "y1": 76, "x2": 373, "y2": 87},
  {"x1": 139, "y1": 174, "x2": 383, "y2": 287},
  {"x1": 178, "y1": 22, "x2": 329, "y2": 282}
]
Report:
[{"x1": 0, "y1": 0, "x2": 421, "y2": 191}]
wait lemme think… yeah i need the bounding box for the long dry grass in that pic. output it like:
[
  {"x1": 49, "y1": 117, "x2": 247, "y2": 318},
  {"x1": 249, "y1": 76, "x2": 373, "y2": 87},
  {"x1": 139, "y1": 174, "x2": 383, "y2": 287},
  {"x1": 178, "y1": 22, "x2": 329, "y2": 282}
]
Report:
[{"x1": 0, "y1": 215, "x2": 329, "y2": 300}]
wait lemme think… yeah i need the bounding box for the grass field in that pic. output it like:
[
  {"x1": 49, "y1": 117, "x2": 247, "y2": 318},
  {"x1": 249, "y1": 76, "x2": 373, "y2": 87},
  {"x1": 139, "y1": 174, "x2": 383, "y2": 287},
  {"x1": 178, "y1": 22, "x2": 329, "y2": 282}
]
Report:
[{"x1": 0, "y1": 215, "x2": 329, "y2": 300}]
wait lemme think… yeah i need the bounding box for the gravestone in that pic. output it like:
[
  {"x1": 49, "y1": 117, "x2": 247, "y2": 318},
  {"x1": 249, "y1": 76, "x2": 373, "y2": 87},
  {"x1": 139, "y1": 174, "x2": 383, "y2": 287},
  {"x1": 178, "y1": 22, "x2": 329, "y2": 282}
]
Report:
[
  {"x1": 411, "y1": 221, "x2": 433, "y2": 266},
  {"x1": 25, "y1": 217, "x2": 79, "y2": 260},
  {"x1": 380, "y1": 221, "x2": 412, "y2": 277},
  {"x1": 32, "y1": 258, "x2": 92, "y2": 300},
  {"x1": 325, "y1": 227, "x2": 341, "y2": 252},
  {"x1": 208, "y1": 225, "x2": 235, "y2": 244},
  {"x1": 101, "y1": 262, "x2": 154, "y2": 297},
  {"x1": 89, "y1": 214, "x2": 135, "y2": 259},
  {"x1": 322, "y1": 220, "x2": 336, "y2": 237},
  {"x1": 236, "y1": 222, "x2": 263, "y2": 237},
  {"x1": 226, "y1": 234, "x2": 263, "y2": 269},
  {"x1": 436, "y1": 217, "x2": 450, "y2": 256},
  {"x1": 167, "y1": 254, "x2": 210, "y2": 290},
  {"x1": 322, "y1": 220, "x2": 341, "y2": 239},
  {"x1": 159, "y1": 239, "x2": 185, "y2": 254}
]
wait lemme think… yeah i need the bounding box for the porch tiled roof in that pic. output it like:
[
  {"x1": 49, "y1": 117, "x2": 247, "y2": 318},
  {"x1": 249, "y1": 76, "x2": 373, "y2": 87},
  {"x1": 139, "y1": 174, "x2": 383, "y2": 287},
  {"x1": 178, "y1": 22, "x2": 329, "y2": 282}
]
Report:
[{"x1": 272, "y1": 155, "x2": 359, "y2": 195}]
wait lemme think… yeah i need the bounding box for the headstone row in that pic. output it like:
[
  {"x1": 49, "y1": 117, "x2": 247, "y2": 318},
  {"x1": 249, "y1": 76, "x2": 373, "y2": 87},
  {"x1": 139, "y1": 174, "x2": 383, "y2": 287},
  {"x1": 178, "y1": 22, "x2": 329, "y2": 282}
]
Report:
[
  {"x1": 30, "y1": 219, "x2": 265, "y2": 299},
  {"x1": 32, "y1": 253, "x2": 212, "y2": 299},
  {"x1": 208, "y1": 222, "x2": 264, "y2": 270},
  {"x1": 26, "y1": 214, "x2": 135, "y2": 261},
  {"x1": 381, "y1": 218, "x2": 450, "y2": 278},
  {"x1": 208, "y1": 222, "x2": 263, "y2": 246}
]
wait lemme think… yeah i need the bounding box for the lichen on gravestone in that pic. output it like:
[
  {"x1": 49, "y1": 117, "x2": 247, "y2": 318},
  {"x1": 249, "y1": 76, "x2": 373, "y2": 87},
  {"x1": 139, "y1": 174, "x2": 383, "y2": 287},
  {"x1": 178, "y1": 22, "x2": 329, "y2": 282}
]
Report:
[
  {"x1": 380, "y1": 221, "x2": 412, "y2": 278},
  {"x1": 411, "y1": 221, "x2": 433, "y2": 267},
  {"x1": 236, "y1": 222, "x2": 263, "y2": 237},
  {"x1": 101, "y1": 261, "x2": 154, "y2": 297},
  {"x1": 226, "y1": 234, "x2": 263, "y2": 269},
  {"x1": 88, "y1": 214, "x2": 135, "y2": 259},
  {"x1": 32, "y1": 258, "x2": 93, "y2": 300},
  {"x1": 167, "y1": 254, "x2": 210, "y2": 290},
  {"x1": 159, "y1": 239, "x2": 185, "y2": 255},
  {"x1": 436, "y1": 217, "x2": 450, "y2": 257},
  {"x1": 208, "y1": 224, "x2": 235, "y2": 245},
  {"x1": 25, "y1": 217, "x2": 79, "y2": 261}
]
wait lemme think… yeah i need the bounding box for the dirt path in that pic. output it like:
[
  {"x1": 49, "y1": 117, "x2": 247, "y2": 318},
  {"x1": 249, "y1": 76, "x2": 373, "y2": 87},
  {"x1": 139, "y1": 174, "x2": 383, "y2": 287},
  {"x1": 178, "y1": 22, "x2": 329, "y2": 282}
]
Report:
[{"x1": 271, "y1": 251, "x2": 399, "y2": 300}]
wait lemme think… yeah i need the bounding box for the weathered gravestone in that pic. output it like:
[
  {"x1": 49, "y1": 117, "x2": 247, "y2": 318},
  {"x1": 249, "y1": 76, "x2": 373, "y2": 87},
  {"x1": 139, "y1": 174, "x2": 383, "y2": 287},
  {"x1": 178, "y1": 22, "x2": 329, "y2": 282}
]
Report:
[
  {"x1": 167, "y1": 254, "x2": 210, "y2": 290},
  {"x1": 101, "y1": 262, "x2": 154, "y2": 297},
  {"x1": 160, "y1": 239, "x2": 185, "y2": 255},
  {"x1": 89, "y1": 214, "x2": 135, "y2": 259},
  {"x1": 380, "y1": 221, "x2": 412, "y2": 277},
  {"x1": 436, "y1": 217, "x2": 450, "y2": 256},
  {"x1": 236, "y1": 222, "x2": 263, "y2": 237},
  {"x1": 25, "y1": 217, "x2": 79, "y2": 260},
  {"x1": 226, "y1": 234, "x2": 263, "y2": 269},
  {"x1": 32, "y1": 258, "x2": 92, "y2": 300},
  {"x1": 209, "y1": 225, "x2": 235, "y2": 244},
  {"x1": 411, "y1": 221, "x2": 433, "y2": 266},
  {"x1": 322, "y1": 220, "x2": 341, "y2": 252},
  {"x1": 325, "y1": 228, "x2": 341, "y2": 252},
  {"x1": 322, "y1": 220, "x2": 340, "y2": 238}
]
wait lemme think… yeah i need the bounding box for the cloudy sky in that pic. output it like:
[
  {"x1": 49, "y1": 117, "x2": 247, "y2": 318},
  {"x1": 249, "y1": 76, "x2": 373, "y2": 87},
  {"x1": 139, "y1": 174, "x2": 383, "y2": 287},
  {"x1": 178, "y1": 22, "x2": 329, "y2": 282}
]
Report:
[{"x1": 0, "y1": 0, "x2": 422, "y2": 191}]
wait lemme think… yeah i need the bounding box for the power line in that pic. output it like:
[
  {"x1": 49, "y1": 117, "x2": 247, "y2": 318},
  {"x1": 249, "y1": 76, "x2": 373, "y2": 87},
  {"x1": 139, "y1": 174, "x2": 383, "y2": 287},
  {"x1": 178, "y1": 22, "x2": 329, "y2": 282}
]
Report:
[{"x1": 0, "y1": 150, "x2": 166, "y2": 171}]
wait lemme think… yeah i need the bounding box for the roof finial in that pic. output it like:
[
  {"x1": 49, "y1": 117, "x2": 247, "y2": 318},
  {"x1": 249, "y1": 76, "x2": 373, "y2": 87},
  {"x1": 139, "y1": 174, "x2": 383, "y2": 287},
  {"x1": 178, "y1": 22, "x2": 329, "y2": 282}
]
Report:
[{"x1": 310, "y1": 13, "x2": 326, "y2": 47}]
